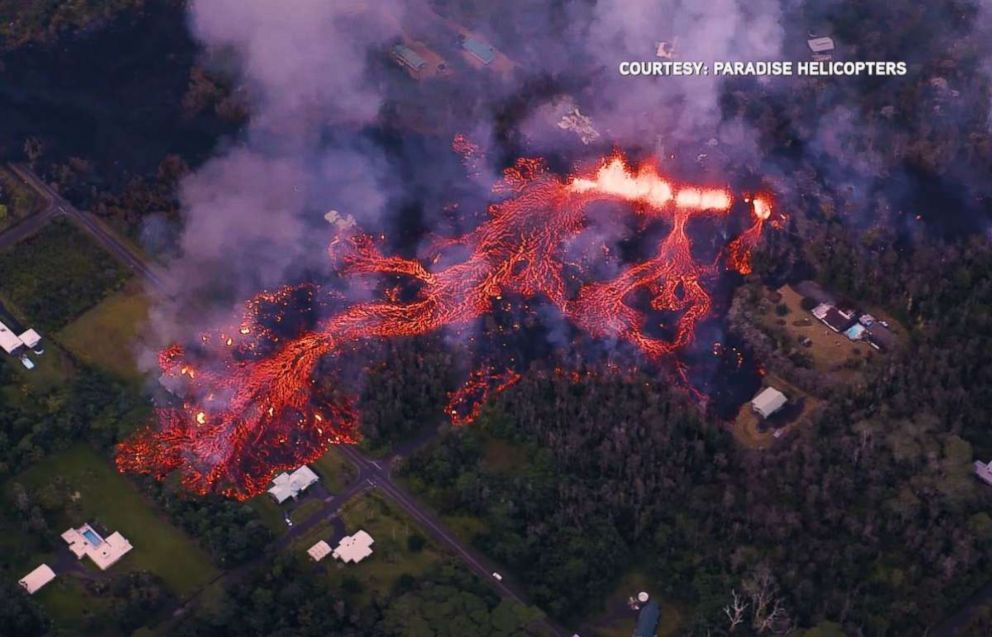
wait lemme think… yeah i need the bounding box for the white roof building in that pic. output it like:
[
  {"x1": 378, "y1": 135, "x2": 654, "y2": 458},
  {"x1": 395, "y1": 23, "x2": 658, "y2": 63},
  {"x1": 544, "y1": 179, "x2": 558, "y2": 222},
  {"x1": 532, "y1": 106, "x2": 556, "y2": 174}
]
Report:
[
  {"x1": 0, "y1": 320, "x2": 24, "y2": 355},
  {"x1": 62, "y1": 524, "x2": 133, "y2": 571},
  {"x1": 975, "y1": 461, "x2": 992, "y2": 486},
  {"x1": 811, "y1": 303, "x2": 832, "y2": 320},
  {"x1": 18, "y1": 564, "x2": 56, "y2": 594},
  {"x1": 18, "y1": 329, "x2": 42, "y2": 350},
  {"x1": 808, "y1": 37, "x2": 835, "y2": 53},
  {"x1": 333, "y1": 530, "x2": 374, "y2": 564},
  {"x1": 268, "y1": 465, "x2": 319, "y2": 503},
  {"x1": 751, "y1": 387, "x2": 788, "y2": 419},
  {"x1": 307, "y1": 540, "x2": 332, "y2": 562}
]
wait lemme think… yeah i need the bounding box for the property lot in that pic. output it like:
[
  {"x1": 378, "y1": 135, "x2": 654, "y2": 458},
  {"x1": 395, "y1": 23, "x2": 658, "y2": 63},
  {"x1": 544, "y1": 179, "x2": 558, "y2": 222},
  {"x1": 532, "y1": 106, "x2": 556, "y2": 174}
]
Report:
[
  {"x1": 0, "y1": 219, "x2": 130, "y2": 332},
  {"x1": 758, "y1": 285, "x2": 873, "y2": 377},
  {"x1": 10, "y1": 445, "x2": 218, "y2": 598},
  {"x1": 58, "y1": 281, "x2": 150, "y2": 382}
]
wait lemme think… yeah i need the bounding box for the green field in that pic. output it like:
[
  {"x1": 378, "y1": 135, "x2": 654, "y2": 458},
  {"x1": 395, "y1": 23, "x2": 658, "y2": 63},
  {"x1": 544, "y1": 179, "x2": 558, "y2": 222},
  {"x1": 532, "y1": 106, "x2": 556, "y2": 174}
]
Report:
[
  {"x1": 312, "y1": 446, "x2": 357, "y2": 492},
  {"x1": 13, "y1": 445, "x2": 218, "y2": 598},
  {"x1": 58, "y1": 282, "x2": 149, "y2": 382},
  {"x1": 0, "y1": 219, "x2": 130, "y2": 331}
]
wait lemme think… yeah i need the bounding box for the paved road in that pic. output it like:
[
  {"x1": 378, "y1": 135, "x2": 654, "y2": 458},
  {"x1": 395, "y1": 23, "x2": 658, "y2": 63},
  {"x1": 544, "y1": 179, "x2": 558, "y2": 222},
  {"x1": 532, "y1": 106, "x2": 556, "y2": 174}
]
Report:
[
  {"x1": 336, "y1": 445, "x2": 567, "y2": 637},
  {"x1": 3, "y1": 164, "x2": 167, "y2": 289}
]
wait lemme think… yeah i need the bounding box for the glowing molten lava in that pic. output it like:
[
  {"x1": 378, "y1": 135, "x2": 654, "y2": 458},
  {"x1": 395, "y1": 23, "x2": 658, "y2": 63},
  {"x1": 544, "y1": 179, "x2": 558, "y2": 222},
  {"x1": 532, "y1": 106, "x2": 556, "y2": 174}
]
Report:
[{"x1": 116, "y1": 151, "x2": 772, "y2": 499}]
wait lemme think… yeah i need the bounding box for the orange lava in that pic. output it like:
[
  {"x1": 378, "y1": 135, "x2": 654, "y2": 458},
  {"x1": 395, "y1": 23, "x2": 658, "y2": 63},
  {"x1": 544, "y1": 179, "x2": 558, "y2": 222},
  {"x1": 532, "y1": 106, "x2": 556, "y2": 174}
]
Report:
[{"x1": 116, "y1": 150, "x2": 772, "y2": 499}]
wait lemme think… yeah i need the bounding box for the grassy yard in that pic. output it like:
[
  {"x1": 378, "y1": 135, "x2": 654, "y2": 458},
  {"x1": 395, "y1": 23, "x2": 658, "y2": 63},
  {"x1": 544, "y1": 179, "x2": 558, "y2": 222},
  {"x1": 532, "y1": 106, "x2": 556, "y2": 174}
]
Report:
[
  {"x1": 582, "y1": 571, "x2": 683, "y2": 637},
  {"x1": 13, "y1": 444, "x2": 218, "y2": 598},
  {"x1": 312, "y1": 446, "x2": 357, "y2": 493},
  {"x1": 733, "y1": 372, "x2": 822, "y2": 450},
  {"x1": 289, "y1": 497, "x2": 325, "y2": 525},
  {"x1": 0, "y1": 219, "x2": 130, "y2": 331},
  {"x1": 298, "y1": 492, "x2": 445, "y2": 604},
  {"x1": 58, "y1": 281, "x2": 150, "y2": 382},
  {"x1": 248, "y1": 495, "x2": 287, "y2": 536},
  {"x1": 760, "y1": 285, "x2": 874, "y2": 380},
  {"x1": 0, "y1": 336, "x2": 76, "y2": 399}
]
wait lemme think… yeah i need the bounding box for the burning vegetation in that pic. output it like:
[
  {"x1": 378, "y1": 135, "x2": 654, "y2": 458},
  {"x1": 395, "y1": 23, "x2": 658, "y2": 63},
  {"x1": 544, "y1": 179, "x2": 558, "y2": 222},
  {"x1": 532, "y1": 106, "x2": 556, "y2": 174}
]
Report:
[{"x1": 116, "y1": 150, "x2": 773, "y2": 499}]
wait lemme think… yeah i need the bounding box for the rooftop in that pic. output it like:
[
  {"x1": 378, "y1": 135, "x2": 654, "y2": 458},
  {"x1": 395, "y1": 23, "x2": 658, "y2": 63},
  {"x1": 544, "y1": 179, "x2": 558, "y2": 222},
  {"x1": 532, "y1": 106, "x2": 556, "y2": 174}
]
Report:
[
  {"x1": 634, "y1": 599, "x2": 661, "y2": 637},
  {"x1": 392, "y1": 44, "x2": 427, "y2": 71},
  {"x1": 752, "y1": 387, "x2": 787, "y2": 419},
  {"x1": 0, "y1": 320, "x2": 24, "y2": 355},
  {"x1": 18, "y1": 564, "x2": 56, "y2": 595},
  {"x1": 268, "y1": 465, "x2": 319, "y2": 503},
  {"x1": 333, "y1": 529, "x2": 374, "y2": 563},
  {"x1": 62, "y1": 524, "x2": 133, "y2": 570},
  {"x1": 462, "y1": 38, "x2": 495, "y2": 64},
  {"x1": 307, "y1": 540, "x2": 332, "y2": 562}
]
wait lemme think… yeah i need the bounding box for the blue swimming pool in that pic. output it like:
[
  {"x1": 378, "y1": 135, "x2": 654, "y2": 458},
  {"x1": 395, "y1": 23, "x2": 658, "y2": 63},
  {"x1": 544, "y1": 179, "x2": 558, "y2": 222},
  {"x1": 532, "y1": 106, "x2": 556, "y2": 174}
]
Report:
[{"x1": 82, "y1": 528, "x2": 103, "y2": 546}]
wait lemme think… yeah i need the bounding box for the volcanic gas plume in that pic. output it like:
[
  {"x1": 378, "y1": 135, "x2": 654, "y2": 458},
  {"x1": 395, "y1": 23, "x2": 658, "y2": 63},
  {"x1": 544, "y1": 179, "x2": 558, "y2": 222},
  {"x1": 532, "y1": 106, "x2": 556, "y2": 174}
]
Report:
[{"x1": 116, "y1": 151, "x2": 773, "y2": 499}]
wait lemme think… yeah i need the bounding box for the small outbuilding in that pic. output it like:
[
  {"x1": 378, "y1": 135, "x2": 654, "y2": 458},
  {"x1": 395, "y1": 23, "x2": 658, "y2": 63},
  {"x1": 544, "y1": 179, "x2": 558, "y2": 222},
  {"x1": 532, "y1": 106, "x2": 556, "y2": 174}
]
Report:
[
  {"x1": 307, "y1": 540, "x2": 332, "y2": 562},
  {"x1": 18, "y1": 564, "x2": 56, "y2": 595},
  {"x1": 751, "y1": 387, "x2": 788, "y2": 419},
  {"x1": 634, "y1": 599, "x2": 661, "y2": 637},
  {"x1": 391, "y1": 44, "x2": 427, "y2": 73},
  {"x1": 462, "y1": 38, "x2": 495, "y2": 65}
]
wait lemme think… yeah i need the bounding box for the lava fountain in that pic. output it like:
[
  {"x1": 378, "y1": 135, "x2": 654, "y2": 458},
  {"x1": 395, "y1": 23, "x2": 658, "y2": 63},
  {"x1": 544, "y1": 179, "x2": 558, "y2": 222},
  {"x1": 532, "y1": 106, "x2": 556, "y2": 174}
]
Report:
[{"x1": 116, "y1": 151, "x2": 773, "y2": 499}]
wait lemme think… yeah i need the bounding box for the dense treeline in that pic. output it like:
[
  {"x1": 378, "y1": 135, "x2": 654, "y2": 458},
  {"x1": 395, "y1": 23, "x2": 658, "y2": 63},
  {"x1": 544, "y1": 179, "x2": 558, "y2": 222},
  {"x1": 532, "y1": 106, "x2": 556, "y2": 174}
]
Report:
[
  {"x1": 401, "y1": 345, "x2": 992, "y2": 635},
  {"x1": 174, "y1": 556, "x2": 540, "y2": 637},
  {"x1": 141, "y1": 479, "x2": 273, "y2": 568},
  {"x1": 358, "y1": 336, "x2": 458, "y2": 449}
]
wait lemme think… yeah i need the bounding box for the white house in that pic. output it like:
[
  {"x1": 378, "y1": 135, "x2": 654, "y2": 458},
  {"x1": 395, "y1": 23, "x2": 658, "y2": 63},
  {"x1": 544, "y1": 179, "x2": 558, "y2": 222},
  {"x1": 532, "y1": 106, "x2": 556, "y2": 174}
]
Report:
[
  {"x1": 0, "y1": 320, "x2": 43, "y2": 369},
  {"x1": 307, "y1": 540, "x2": 332, "y2": 562},
  {"x1": 268, "y1": 465, "x2": 319, "y2": 503},
  {"x1": 62, "y1": 524, "x2": 133, "y2": 571},
  {"x1": 0, "y1": 320, "x2": 25, "y2": 356},
  {"x1": 18, "y1": 564, "x2": 56, "y2": 594},
  {"x1": 333, "y1": 530, "x2": 374, "y2": 564},
  {"x1": 751, "y1": 387, "x2": 788, "y2": 419},
  {"x1": 18, "y1": 328, "x2": 43, "y2": 354},
  {"x1": 975, "y1": 460, "x2": 992, "y2": 486}
]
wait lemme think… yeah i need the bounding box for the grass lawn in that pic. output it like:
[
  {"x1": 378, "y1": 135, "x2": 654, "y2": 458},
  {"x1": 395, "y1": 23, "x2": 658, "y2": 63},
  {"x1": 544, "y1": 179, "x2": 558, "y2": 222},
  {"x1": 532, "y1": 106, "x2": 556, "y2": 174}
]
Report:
[
  {"x1": 330, "y1": 492, "x2": 443, "y2": 603},
  {"x1": 312, "y1": 446, "x2": 357, "y2": 493},
  {"x1": 14, "y1": 444, "x2": 218, "y2": 598},
  {"x1": 289, "y1": 497, "x2": 325, "y2": 525},
  {"x1": 248, "y1": 495, "x2": 287, "y2": 536},
  {"x1": 58, "y1": 280, "x2": 150, "y2": 382},
  {"x1": 0, "y1": 219, "x2": 130, "y2": 332},
  {"x1": 0, "y1": 337, "x2": 76, "y2": 400},
  {"x1": 35, "y1": 576, "x2": 119, "y2": 637},
  {"x1": 761, "y1": 286, "x2": 875, "y2": 381},
  {"x1": 289, "y1": 518, "x2": 337, "y2": 554},
  {"x1": 581, "y1": 571, "x2": 683, "y2": 637}
]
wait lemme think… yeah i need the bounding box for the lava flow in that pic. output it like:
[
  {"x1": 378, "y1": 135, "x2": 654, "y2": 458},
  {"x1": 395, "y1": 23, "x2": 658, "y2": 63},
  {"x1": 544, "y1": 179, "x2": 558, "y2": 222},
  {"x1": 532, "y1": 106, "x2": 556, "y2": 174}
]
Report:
[{"x1": 116, "y1": 151, "x2": 773, "y2": 499}]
